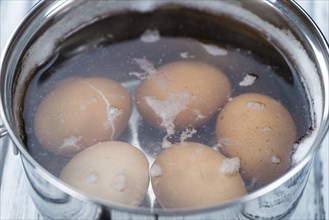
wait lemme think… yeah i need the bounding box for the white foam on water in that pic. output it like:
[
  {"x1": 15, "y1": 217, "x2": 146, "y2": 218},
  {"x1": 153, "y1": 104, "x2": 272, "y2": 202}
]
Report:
[
  {"x1": 83, "y1": 172, "x2": 98, "y2": 185},
  {"x1": 150, "y1": 164, "x2": 162, "y2": 177},
  {"x1": 145, "y1": 91, "x2": 195, "y2": 136},
  {"x1": 246, "y1": 101, "x2": 266, "y2": 110},
  {"x1": 271, "y1": 155, "x2": 281, "y2": 164},
  {"x1": 239, "y1": 74, "x2": 257, "y2": 86},
  {"x1": 162, "y1": 135, "x2": 172, "y2": 149},
  {"x1": 129, "y1": 58, "x2": 158, "y2": 79},
  {"x1": 180, "y1": 127, "x2": 197, "y2": 142},
  {"x1": 201, "y1": 43, "x2": 228, "y2": 56},
  {"x1": 111, "y1": 173, "x2": 127, "y2": 192},
  {"x1": 59, "y1": 136, "x2": 82, "y2": 150},
  {"x1": 180, "y1": 51, "x2": 195, "y2": 59},
  {"x1": 261, "y1": 126, "x2": 272, "y2": 132},
  {"x1": 193, "y1": 109, "x2": 206, "y2": 121},
  {"x1": 140, "y1": 29, "x2": 160, "y2": 43},
  {"x1": 220, "y1": 157, "x2": 240, "y2": 175}
]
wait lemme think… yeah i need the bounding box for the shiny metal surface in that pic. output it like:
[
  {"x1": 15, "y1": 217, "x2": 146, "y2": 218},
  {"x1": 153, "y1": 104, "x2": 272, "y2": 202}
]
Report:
[
  {"x1": 1, "y1": 0, "x2": 328, "y2": 219},
  {"x1": 0, "y1": 125, "x2": 8, "y2": 138}
]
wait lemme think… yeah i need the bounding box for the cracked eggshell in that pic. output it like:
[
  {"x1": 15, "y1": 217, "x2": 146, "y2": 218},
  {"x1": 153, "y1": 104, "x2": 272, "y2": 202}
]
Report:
[
  {"x1": 150, "y1": 142, "x2": 247, "y2": 209},
  {"x1": 136, "y1": 61, "x2": 231, "y2": 133},
  {"x1": 34, "y1": 77, "x2": 132, "y2": 156},
  {"x1": 59, "y1": 141, "x2": 149, "y2": 207},
  {"x1": 216, "y1": 93, "x2": 296, "y2": 184}
]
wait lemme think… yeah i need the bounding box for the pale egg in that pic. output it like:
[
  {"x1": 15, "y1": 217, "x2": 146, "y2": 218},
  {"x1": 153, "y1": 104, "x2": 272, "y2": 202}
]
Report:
[
  {"x1": 136, "y1": 61, "x2": 231, "y2": 135},
  {"x1": 34, "y1": 77, "x2": 132, "y2": 156},
  {"x1": 216, "y1": 93, "x2": 296, "y2": 184},
  {"x1": 150, "y1": 142, "x2": 247, "y2": 209},
  {"x1": 59, "y1": 141, "x2": 149, "y2": 207}
]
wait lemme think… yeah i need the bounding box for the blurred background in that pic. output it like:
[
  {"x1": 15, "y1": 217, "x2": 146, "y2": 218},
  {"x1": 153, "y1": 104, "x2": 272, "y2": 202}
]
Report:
[{"x1": 1, "y1": 1, "x2": 328, "y2": 219}]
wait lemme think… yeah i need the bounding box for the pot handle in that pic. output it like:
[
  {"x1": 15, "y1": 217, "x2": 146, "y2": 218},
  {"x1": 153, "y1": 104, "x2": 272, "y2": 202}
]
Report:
[
  {"x1": 0, "y1": 123, "x2": 19, "y2": 155},
  {"x1": 0, "y1": 124, "x2": 8, "y2": 138}
]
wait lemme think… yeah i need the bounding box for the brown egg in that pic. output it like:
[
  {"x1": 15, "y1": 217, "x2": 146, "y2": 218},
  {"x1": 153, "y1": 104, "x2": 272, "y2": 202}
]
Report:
[
  {"x1": 216, "y1": 93, "x2": 296, "y2": 184},
  {"x1": 136, "y1": 61, "x2": 231, "y2": 135},
  {"x1": 150, "y1": 142, "x2": 247, "y2": 209},
  {"x1": 59, "y1": 141, "x2": 149, "y2": 207},
  {"x1": 34, "y1": 77, "x2": 132, "y2": 156}
]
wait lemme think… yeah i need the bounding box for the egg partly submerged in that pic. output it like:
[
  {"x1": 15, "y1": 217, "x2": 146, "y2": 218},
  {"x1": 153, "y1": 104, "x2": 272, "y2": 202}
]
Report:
[
  {"x1": 34, "y1": 77, "x2": 132, "y2": 156},
  {"x1": 216, "y1": 93, "x2": 296, "y2": 184},
  {"x1": 60, "y1": 141, "x2": 149, "y2": 207},
  {"x1": 150, "y1": 142, "x2": 247, "y2": 209},
  {"x1": 136, "y1": 61, "x2": 231, "y2": 135}
]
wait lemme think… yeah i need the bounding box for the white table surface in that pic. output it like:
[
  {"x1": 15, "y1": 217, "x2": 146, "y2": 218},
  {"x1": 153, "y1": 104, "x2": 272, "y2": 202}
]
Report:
[{"x1": 1, "y1": 1, "x2": 328, "y2": 219}]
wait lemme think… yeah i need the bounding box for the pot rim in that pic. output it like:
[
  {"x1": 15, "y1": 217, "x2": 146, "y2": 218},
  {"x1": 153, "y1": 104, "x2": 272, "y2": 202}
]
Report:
[{"x1": 1, "y1": 0, "x2": 328, "y2": 216}]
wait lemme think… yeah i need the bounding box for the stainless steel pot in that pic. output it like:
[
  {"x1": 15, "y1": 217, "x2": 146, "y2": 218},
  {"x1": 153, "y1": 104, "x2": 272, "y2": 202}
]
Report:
[{"x1": 1, "y1": 0, "x2": 328, "y2": 219}]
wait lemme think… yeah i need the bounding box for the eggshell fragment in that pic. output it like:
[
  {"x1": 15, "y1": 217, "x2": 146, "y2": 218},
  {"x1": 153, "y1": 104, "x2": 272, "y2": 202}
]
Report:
[
  {"x1": 216, "y1": 93, "x2": 296, "y2": 184},
  {"x1": 59, "y1": 141, "x2": 149, "y2": 207},
  {"x1": 34, "y1": 77, "x2": 132, "y2": 156},
  {"x1": 136, "y1": 61, "x2": 231, "y2": 135},
  {"x1": 150, "y1": 142, "x2": 247, "y2": 209}
]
